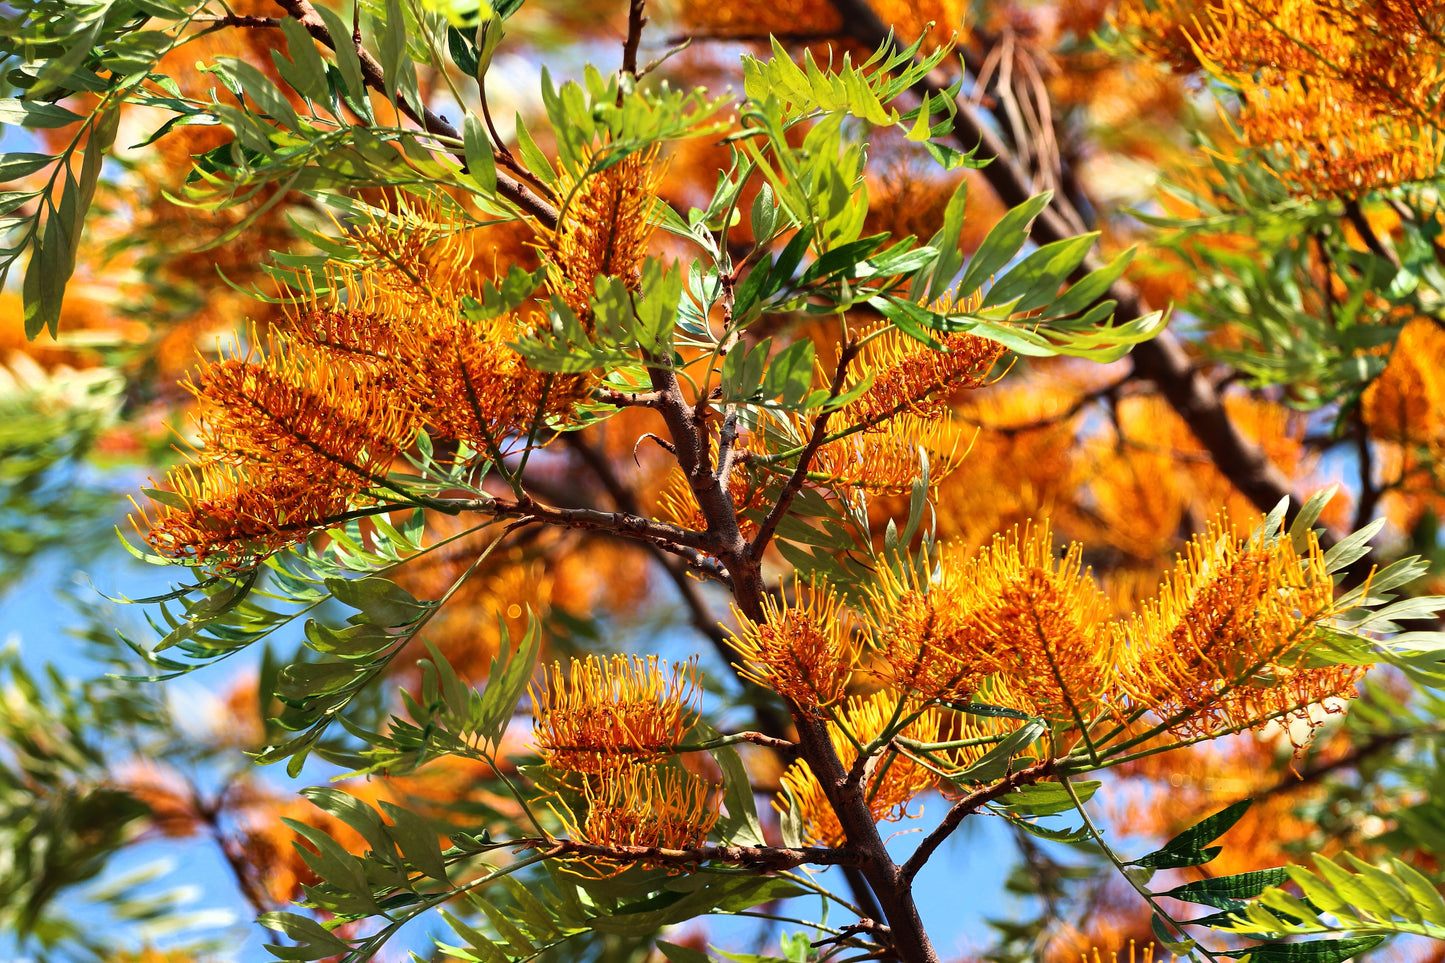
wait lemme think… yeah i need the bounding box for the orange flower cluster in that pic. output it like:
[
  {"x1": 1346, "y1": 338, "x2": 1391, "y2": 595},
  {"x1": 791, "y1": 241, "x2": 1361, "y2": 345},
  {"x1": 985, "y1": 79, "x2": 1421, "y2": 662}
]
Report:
[
  {"x1": 735, "y1": 512, "x2": 1365, "y2": 750},
  {"x1": 846, "y1": 322, "x2": 1005, "y2": 428},
  {"x1": 801, "y1": 318, "x2": 1001, "y2": 496},
  {"x1": 531, "y1": 655, "x2": 702, "y2": 771},
  {"x1": 728, "y1": 580, "x2": 860, "y2": 717},
  {"x1": 779, "y1": 692, "x2": 942, "y2": 846},
  {"x1": 139, "y1": 462, "x2": 349, "y2": 564},
  {"x1": 869, "y1": 523, "x2": 1113, "y2": 721},
  {"x1": 134, "y1": 199, "x2": 614, "y2": 567},
  {"x1": 132, "y1": 332, "x2": 416, "y2": 566},
  {"x1": 1119, "y1": 0, "x2": 1445, "y2": 196},
  {"x1": 571, "y1": 760, "x2": 720, "y2": 865},
  {"x1": 1362, "y1": 317, "x2": 1445, "y2": 449},
  {"x1": 548, "y1": 145, "x2": 666, "y2": 325},
  {"x1": 1362, "y1": 318, "x2": 1445, "y2": 531},
  {"x1": 810, "y1": 412, "x2": 971, "y2": 497},
  {"x1": 1114, "y1": 518, "x2": 1363, "y2": 739},
  {"x1": 532, "y1": 656, "x2": 720, "y2": 867}
]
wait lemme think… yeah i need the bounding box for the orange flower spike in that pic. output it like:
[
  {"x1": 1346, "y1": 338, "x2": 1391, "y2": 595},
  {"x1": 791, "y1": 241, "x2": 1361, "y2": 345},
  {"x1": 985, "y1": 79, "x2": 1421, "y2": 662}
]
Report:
[
  {"x1": 133, "y1": 462, "x2": 349, "y2": 566},
  {"x1": 867, "y1": 557, "x2": 987, "y2": 704},
  {"x1": 1115, "y1": 516, "x2": 1359, "y2": 738},
  {"x1": 532, "y1": 655, "x2": 702, "y2": 772},
  {"x1": 961, "y1": 524, "x2": 1115, "y2": 723},
  {"x1": 810, "y1": 412, "x2": 970, "y2": 497},
  {"x1": 188, "y1": 334, "x2": 416, "y2": 491},
  {"x1": 548, "y1": 145, "x2": 665, "y2": 324},
  {"x1": 572, "y1": 760, "x2": 720, "y2": 864},
  {"x1": 845, "y1": 319, "x2": 1004, "y2": 429},
  {"x1": 778, "y1": 692, "x2": 942, "y2": 846},
  {"x1": 727, "y1": 579, "x2": 860, "y2": 717}
]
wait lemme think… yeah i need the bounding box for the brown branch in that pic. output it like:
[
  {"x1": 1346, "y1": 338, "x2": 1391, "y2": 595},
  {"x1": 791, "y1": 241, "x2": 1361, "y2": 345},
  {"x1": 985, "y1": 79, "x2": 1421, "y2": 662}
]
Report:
[
  {"x1": 791, "y1": 715, "x2": 939, "y2": 963},
  {"x1": 899, "y1": 758, "x2": 1056, "y2": 884},
  {"x1": 194, "y1": 13, "x2": 280, "y2": 26},
  {"x1": 515, "y1": 837, "x2": 868, "y2": 871},
  {"x1": 1352, "y1": 410, "x2": 1381, "y2": 531},
  {"x1": 621, "y1": 0, "x2": 648, "y2": 81},
  {"x1": 646, "y1": 365, "x2": 752, "y2": 565},
  {"x1": 269, "y1": 0, "x2": 559, "y2": 229},
  {"x1": 596, "y1": 387, "x2": 665, "y2": 408},
  {"x1": 428, "y1": 494, "x2": 726, "y2": 577},
  {"x1": 560, "y1": 434, "x2": 732, "y2": 642}
]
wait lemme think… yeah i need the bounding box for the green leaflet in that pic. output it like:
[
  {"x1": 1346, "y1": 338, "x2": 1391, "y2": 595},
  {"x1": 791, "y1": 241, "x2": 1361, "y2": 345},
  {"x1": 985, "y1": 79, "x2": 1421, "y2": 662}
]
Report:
[
  {"x1": 999, "y1": 779, "x2": 1101, "y2": 816},
  {"x1": 1129, "y1": 799, "x2": 1253, "y2": 869},
  {"x1": 1239, "y1": 936, "x2": 1386, "y2": 962},
  {"x1": 474, "y1": 616, "x2": 541, "y2": 747}
]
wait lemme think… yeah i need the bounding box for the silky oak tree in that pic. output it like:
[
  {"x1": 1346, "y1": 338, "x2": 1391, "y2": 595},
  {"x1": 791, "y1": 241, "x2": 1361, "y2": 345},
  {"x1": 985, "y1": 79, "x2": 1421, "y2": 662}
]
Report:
[{"x1": 6, "y1": 1, "x2": 1445, "y2": 963}]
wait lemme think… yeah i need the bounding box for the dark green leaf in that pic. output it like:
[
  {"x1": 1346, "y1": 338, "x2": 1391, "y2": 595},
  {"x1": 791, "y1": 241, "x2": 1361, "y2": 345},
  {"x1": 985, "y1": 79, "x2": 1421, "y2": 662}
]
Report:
[
  {"x1": 999, "y1": 779, "x2": 1100, "y2": 816},
  {"x1": 659, "y1": 941, "x2": 713, "y2": 963},
  {"x1": 0, "y1": 99, "x2": 85, "y2": 129},
  {"x1": 258, "y1": 912, "x2": 351, "y2": 957},
  {"x1": 1163, "y1": 868, "x2": 1290, "y2": 909},
  {"x1": 302, "y1": 787, "x2": 394, "y2": 860},
  {"x1": 1150, "y1": 913, "x2": 1194, "y2": 954},
  {"x1": 949, "y1": 719, "x2": 1045, "y2": 785},
  {"x1": 0, "y1": 153, "x2": 53, "y2": 180},
  {"x1": 1243, "y1": 937, "x2": 1386, "y2": 962},
  {"x1": 956, "y1": 192, "x2": 1051, "y2": 298},
  {"x1": 1131, "y1": 799, "x2": 1252, "y2": 869},
  {"x1": 462, "y1": 112, "x2": 497, "y2": 193},
  {"x1": 378, "y1": 801, "x2": 449, "y2": 881},
  {"x1": 314, "y1": 5, "x2": 370, "y2": 120},
  {"x1": 474, "y1": 616, "x2": 540, "y2": 745},
  {"x1": 276, "y1": 662, "x2": 364, "y2": 702},
  {"x1": 303, "y1": 620, "x2": 395, "y2": 659},
  {"x1": 448, "y1": 26, "x2": 481, "y2": 77},
  {"x1": 759, "y1": 339, "x2": 815, "y2": 406},
  {"x1": 984, "y1": 233, "x2": 1097, "y2": 314},
  {"x1": 276, "y1": 18, "x2": 331, "y2": 103},
  {"x1": 325, "y1": 576, "x2": 429, "y2": 626}
]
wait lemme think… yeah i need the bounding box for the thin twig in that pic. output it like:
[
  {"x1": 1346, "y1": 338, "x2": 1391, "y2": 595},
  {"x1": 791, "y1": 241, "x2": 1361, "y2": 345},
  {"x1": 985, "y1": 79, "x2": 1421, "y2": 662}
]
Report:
[
  {"x1": 516, "y1": 837, "x2": 868, "y2": 871},
  {"x1": 899, "y1": 759, "x2": 1055, "y2": 883},
  {"x1": 749, "y1": 338, "x2": 862, "y2": 558},
  {"x1": 620, "y1": 0, "x2": 647, "y2": 82}
]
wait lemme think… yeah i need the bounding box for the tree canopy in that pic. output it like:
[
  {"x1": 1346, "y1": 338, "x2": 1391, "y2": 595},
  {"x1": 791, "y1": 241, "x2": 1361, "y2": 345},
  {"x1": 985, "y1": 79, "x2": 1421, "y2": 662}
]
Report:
[{"x1": 4, "y1": 2, "x2": 1445, "y2": 963}]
